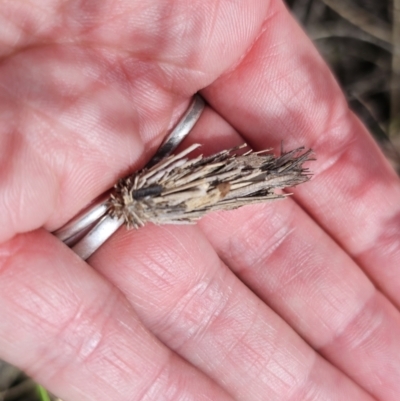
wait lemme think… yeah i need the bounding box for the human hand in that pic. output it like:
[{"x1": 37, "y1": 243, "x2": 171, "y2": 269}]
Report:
[{"x1": 1, "y1": 1, "x2": 400, "y2": 400}]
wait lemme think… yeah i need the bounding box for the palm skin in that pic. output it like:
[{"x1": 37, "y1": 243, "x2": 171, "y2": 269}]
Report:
[{"x1": 1, "y1": 1, "x2": 400, "y2": 400}]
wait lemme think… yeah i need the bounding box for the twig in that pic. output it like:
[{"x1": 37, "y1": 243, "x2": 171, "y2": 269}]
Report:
[
  {"x1": 308, "y1": 20, "x2": 392, "y2": 52},
  {"x1": 391, "y1": 0, "x2": 400, "y2": 137},
  {"x1": 321, "y1": 0, "x2": 392, "y2": 44},
  {"x1": 109, "y1": 144, "x2": 313, "y2": 228}
]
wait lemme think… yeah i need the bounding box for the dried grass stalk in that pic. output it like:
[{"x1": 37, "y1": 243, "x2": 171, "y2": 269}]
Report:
[{"x1": 109, "y1": 144, "x2": 314, "y2": 228}]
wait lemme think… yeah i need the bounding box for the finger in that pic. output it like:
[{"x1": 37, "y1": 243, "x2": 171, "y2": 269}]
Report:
[
  {"x1": 2, "y1": 0, "x2": 268, "y2": 82},
  {"x1": 151, "y1": 106, "x2": 400, "y2": 400},
  {"x1": 0, "y1": 231, "x2": 234, "y2": 401},
  {"x1": 0, "y1": 0, "x2": 271, "y2": 241},
  {"x1": 199, "y1": 179, "x2": 400, "y2": 401},
  {"x1": 201, "y1": 0, "x2": 400, "y2": 307},
  {"x1": 191, "y1": 98, "x2": 400, "y2": 400},
  {"x1": 0, "y1": 44, "x2": 189, "y2": 242},
  {"x1": 89, "y1": 156, "x2": 375, "y2": 401}
]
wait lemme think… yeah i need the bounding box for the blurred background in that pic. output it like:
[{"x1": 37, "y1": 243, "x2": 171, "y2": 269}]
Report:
[
  {"x1": 1, "y1": 0, "x2": 400, "y2": 400},
  {"x1": 287, "y1": 0, "x2": 400, "y2": 173}
]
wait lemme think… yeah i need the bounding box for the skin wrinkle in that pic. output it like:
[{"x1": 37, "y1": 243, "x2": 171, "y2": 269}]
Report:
[
  {"x1": 0, "y1": 48, "x2": 136, "y2": 163},
  {"x1": 311, "y1": 144, "x2": 400, "y2": 256},
  {"x1": 227, "y1": 203, "x2": 298, "y2": 276},
  {"x1": 0, "y1": 2, "x2": 52, "y2": 56},
  {"x1": 256, "y1": 52, "x2": 319, "y2": 114},
  {"x1": 105, "y1": 58, "x2": 196, "y2": 142},
  {"x1": 111, "y1": 228, "x2": 215, "y2": 315},
  {"x1": 25, "y1": 348, "x2": 70, "y2": 392},
  {"x1": 16, "y1": 132, "x2": 61, "y2": 227},
  {"x1": 307, "y1": 111, "x2": 358, "y2": 178},
  {"x1": 201, "y1": 197, "x2": 377, "y2": 342},
  {"x1": 63, "y1": 84, "x2": 136, "y2": 147},
  {"x1": 276, "y1": 274, "x2": 341, "y2": 342},
  {"x1": 201, "y1": 297, "x2": 261, "y2": 374},
  {"x1": 199, "y1": 0, "x2": 268, "y2": 82},
  {"x1": 3, "y1": 121, "x2": 79, "y2": 233},
  {"x1": 230, "y1": 321, "x2": 310, "y2": 399},
  {"x1": 1, "y1": 146, "x2": 27, "y2": 234},
  {"x1": 202, "y1": 0, "x2": 221, "y2": 63},
  {"x1": 147, "y1": 230, "x2": 202, "y2": 282},
  {"x1": 264, "y1": 349, "x2": 311, "y2": 399},
  {"x1": 275, "y1": 243, "x2": 316, "y2": 291},
  {"x1": 5, "y1": 288, "x2": 86, "y2": 381},
  {"x1": 161, "y1": 226, "x2": 199, "y2": 267},
  {"x1": 240, "y1": 320, "x2": 300, "y2": 395},
  {"x1": 92, "y1": 339, "x2": 165, "y2": 397},
  {"x1": 170, "y1": 277, "x2": 225, "y2": 350},
  {"x1": 139, "y1": 354, "x2": 217, "y2": 401},
  {"x1": 2, "y1": 0, "x2": 267, "y2": 76},
  {"x1": 63, "y1": 294, "x2": 121, "y2": 364},
  {"x1": 222, "y1": 202, "x2": 286, "y2": 262},
  {"x1": 157, "y1": 59, "x2": 208, "y2": 96},
  {"x1": 218, "y1": 4, "x2": 276, "y2": 80},
  {"x1": 212, "y1": 314, "x2": 275, "y2": 397},
  {"x1": 317, "y1": 140, "x2": 388, "y2": 204},
  {"x1": 137, "y1": 353, "x2": 232, "y2": 401},
  {"x1": 137, "y1": 251, "x2": 179, "y2": 295},
  {"x1": 355, "y1": 209, "x2": 400, "y2": 266},
  {"x1": 156, "y1": 262, "x2": 232, "y2": 352},
  {"x1": 65, "y1": 1, "x2": 218, "y2": 86},
  {"x1": 15, "y1": 274, "x2": 131, "y2": 382},
  {"x1": 0, "y1": 15, "x2": 20, "y2": 53},
  {"x1": 217, "y1": 301, "x2": 305, "y2": 398},
  {"x1": 205, "y1": 28, "x2": 347, "y2": 148},
  {"x1": 64, "y1": 90, "x2": 134, "y2": 153},
  {"x1": 320, "y1": 292, "x2": 400, "y2": 396},
  {"x1": 290, "y1": 369, "x2": 327, "y2": 401},
  {"x1": 59, "y1": 0, "x2": 115, "y2": 36},
  {"x1": 341, "y1": 298, "x2": 385, "y2": 353},
  {"x1": 135, "y1": 355, "x2": 182, "y2": 401},
  {"x1": 219, "y1": 297, "x2": 265, "y2": 359},
  {"x1": 26, "y1": 309, "x2": 121, "y2": 392},
  {"x1": 281, "y1": 83, "x2": 346, "y2": 153},
  {"x1": 12, "y1": 281, "x2": 73, "y2": 335},
  {"x1": 274, "y1": 233, "x2": 373, "y2": 344},
  {"x1": 284, "y1": 72, "x2": 313, "y2": 106}
]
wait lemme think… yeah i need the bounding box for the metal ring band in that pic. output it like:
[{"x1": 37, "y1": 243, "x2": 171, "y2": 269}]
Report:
[{"x1": 53, "y1": 94, "x2": 205, "y2": 260}]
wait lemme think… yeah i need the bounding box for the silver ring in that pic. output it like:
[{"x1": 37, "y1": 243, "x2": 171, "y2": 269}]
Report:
[{"x1": 53, "y1": 94, "x2": 205, "y2": 260}]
